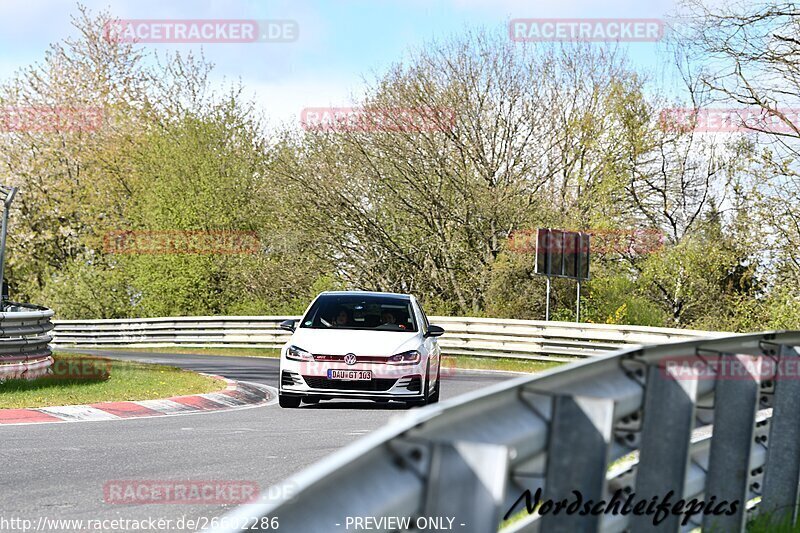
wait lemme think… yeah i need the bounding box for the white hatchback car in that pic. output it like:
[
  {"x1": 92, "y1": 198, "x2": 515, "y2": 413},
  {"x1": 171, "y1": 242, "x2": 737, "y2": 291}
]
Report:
[{"x1": 277, "y1": 291, "x2": 444, "y2": 408}]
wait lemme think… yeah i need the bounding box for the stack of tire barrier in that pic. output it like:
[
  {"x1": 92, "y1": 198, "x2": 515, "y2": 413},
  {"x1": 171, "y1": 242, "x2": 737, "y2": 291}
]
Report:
[{"x1": 0, "y1": 302, "x2": 54, "y2": 381}]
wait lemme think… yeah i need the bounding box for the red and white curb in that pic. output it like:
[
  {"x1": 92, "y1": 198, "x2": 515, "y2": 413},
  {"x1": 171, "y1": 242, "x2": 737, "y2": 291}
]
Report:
[{"x1": 0, "y1": 376, "x2": 276, "y2": 426}]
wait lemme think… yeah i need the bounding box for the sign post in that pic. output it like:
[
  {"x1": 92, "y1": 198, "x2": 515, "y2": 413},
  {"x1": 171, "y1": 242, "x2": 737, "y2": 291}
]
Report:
[
  {"x1": 545, "y1": 276, "x2": 551, "y2": 321},
  {"x1": 0, "y1": 186, "x2": 18, "y2": 308}
]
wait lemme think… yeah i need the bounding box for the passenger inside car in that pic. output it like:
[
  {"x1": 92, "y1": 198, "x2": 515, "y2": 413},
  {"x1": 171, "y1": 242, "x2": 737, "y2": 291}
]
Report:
[{"x1": 380, "y1": 310, "x2": 396, "y2": 325}]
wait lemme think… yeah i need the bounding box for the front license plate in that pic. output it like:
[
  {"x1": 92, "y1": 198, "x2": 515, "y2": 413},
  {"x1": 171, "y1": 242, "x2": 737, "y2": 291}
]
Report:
[{"x1": 327, "y1": 369, "x2": 372, "y2": 381}]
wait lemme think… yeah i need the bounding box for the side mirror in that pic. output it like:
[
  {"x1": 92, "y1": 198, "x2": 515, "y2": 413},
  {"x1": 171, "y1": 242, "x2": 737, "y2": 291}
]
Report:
[
  {"x1": 279, "y1": 319, "x2": 296, "y2": 332},
  {"x1": 426, "y1": 325, "x2": 445, "y2": 337}
]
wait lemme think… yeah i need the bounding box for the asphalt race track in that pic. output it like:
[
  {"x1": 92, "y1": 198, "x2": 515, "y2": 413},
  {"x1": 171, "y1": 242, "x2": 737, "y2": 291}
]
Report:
[{"x1": 0, "y1": 350, "x2": 517, "y2": 530}]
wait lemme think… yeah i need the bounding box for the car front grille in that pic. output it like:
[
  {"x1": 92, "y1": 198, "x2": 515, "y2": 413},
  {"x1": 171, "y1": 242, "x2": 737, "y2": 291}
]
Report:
[
  {"x1": 312, "y1": 354, "x2": 388, "y2": 363},
  {"x1": 302, "y1": 376, "x2": 397, "y2": 391}
]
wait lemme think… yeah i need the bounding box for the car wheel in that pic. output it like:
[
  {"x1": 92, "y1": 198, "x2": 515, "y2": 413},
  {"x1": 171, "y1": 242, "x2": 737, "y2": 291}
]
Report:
[
  {"x1": 428, "y1": 367, "x2": 441, "y2": 404},
  {"x1": 279, "y1": 393, "x2": 301, "y2": 408}
]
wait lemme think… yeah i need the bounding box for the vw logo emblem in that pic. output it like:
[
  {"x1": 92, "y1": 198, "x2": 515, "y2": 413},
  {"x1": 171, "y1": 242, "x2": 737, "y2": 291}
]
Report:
[{"x1": 344, "y1": 353, "x2": 357, "y2": 365}]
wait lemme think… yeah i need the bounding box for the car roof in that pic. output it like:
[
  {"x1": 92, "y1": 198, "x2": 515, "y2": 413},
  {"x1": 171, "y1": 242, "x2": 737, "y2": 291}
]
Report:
[{"x1": 318, "y1": 291, "x2": 412, "y2": 300}]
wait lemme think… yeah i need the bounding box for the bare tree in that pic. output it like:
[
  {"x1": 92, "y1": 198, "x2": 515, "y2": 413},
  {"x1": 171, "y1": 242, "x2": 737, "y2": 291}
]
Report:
[
  {"x1": 676, "y1": 0, "x2": 800, "y2": 288},
  {"x1": 274, "y1": 32, "x2": 645, "y2": 314}
]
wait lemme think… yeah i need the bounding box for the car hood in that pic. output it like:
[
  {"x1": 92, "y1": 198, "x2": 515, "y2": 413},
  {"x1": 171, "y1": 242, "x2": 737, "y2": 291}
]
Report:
[{"x1": 288, "y1": 328, "x2": 421, "y2": 356}]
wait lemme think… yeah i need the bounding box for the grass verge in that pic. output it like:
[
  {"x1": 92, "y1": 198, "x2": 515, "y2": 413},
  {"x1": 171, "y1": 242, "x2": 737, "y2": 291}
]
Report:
[
  {"x1": 447, "y1": 356, "x2": 566, "y2": 373},
  {"x1": 99, "y1": 346, "x2": 282, "y2": 358},
  {"x1": 0, "y1": 353, "x2": 226, "y2": 409}
]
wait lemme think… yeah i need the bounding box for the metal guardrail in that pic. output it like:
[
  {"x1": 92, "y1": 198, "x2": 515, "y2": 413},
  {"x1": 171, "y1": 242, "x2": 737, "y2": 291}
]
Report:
[
  {"x1": 51, "y1": 315, "x2": 719, "y2": 361},
  {"x1": 0, "y1": 302, "x2": 54, "y2": 380},
  {"x1": 209, "y1": 330, "x2": 800, "y2": 533}
]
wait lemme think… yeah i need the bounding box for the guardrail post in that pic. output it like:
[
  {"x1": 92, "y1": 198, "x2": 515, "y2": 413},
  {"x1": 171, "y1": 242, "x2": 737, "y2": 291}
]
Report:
[
  {"x1": 540, "y1": 395, "x2": 615, "y2": 533},
  {"x1": 703, "y1": 353, "x2": 760, "y2": 532},
  {"x1": 631, "y1": 361, "x2": 698, "y2": 532},
  {"x1": 760, "y1": 344, "x2": 800, "y2": 526},
  {"x1": 423, "y1": 441, "x2": 509, "y2": 533}
]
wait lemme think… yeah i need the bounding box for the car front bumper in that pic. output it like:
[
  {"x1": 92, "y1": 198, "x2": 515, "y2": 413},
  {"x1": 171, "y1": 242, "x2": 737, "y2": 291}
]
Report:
[{"x1": 279, "y1": 358, "x2": 426, "y2": 400}]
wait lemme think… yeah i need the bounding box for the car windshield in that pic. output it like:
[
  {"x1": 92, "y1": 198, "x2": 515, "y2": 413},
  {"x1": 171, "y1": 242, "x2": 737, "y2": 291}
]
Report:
[{"x1": 300, "y1": 294, "x2": 418, "y2": 332}]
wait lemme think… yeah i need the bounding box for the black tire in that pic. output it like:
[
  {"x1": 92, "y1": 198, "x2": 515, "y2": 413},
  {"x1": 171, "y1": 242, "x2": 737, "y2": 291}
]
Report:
[
  {"x1": 428, "y1": 366, "x2": 441, "y2": 404},
  {"x1": 279, "y1": 393, "x2": 301, "y2": 408}
]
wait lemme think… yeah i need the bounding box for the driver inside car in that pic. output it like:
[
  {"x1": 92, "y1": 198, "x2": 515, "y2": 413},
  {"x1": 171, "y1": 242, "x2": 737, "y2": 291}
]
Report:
[{"x1": 333, "y1": 307, "x2": 351, "y2": 327}]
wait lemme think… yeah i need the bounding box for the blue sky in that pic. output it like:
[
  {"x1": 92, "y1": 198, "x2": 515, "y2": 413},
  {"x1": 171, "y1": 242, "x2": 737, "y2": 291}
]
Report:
[{"x1": 0, "y1": 0, "x2": 685, "y2": 125}]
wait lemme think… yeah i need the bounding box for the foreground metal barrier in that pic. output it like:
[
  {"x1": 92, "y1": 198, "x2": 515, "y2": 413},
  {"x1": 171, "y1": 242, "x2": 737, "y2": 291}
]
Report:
[
  {"x1": 51, "y1": 315, "x2": 718, "y2": 361},
  {"x1": 0, "y1": 302, "x2": 54, "y2": 380},
  {"x1": 210, "y1": 330, "x2": 800, "y2": 533}
]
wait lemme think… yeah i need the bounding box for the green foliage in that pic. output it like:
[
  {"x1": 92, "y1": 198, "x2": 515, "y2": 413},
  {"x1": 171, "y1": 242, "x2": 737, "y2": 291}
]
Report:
[
  {"x1": 484, "y1": 253, "x2": 546, "y2": 319},
  {"x1": 1, "y1": 8, "x2": 332, "y2": 318},
  {"x1": 0, "y1": 6, "x2": 798, "y2": 337},
  {"x1": 37, "y1": 256, "x2": 132, "y2": 319},
  {"x1": 582, "y1": 274, "x2": 668, "y2": 327},
  {"x1": 764, "y1": 289, "x2": 800, "y2": 330}
]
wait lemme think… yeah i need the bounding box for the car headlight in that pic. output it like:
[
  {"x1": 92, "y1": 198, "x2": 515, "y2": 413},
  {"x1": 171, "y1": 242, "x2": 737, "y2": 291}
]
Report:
[
  {"x1": 286, "y1": 345, "x2": 314, "y2": 361},
  {"x1": 387, "y1": 350, "x2": 421, "y2": 365}
]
